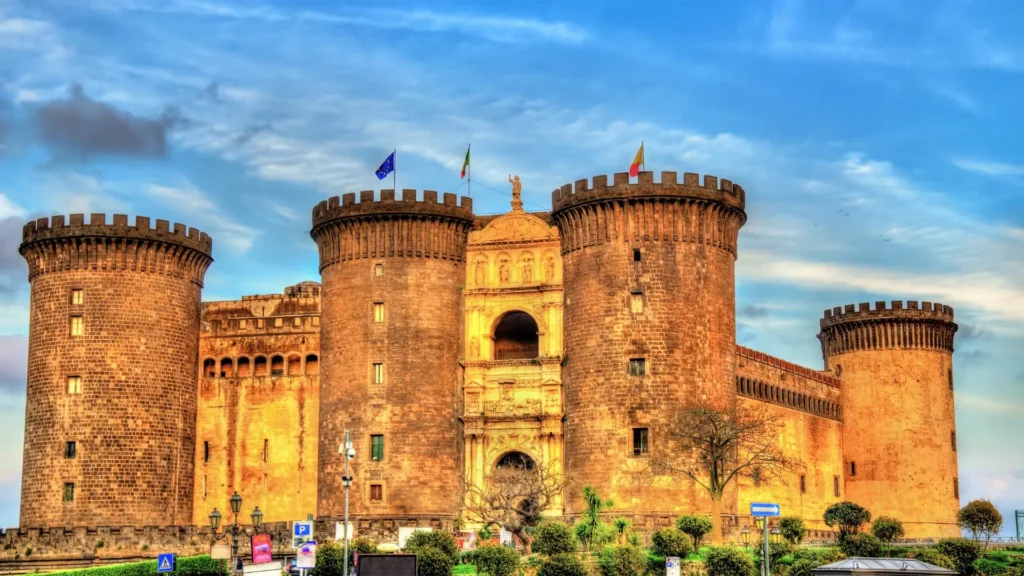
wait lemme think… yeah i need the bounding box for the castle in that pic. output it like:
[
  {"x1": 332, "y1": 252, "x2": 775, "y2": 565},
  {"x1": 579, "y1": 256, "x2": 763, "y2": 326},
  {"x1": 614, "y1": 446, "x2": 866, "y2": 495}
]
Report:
[{"x1": 15, "y1": 169, "x2": 961, "y2": 544}]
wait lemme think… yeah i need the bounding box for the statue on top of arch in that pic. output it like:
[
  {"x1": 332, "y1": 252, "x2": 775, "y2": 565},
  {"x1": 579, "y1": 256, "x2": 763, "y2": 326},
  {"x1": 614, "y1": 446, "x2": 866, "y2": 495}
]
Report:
[{"x1": 509, "y1": 174, "x2": 523, "y2": 212}]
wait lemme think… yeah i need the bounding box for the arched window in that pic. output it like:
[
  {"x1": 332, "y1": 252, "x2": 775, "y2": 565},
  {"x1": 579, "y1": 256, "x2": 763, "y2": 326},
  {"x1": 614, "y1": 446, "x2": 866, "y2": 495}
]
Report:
[
  {"x1": 493, "y1": 312, "x2": 539, "y2": 360},
  {"x1": 237, "y1": 357, "x2": 251, "y2": 378},
  {"x1": 288, "y1": 355, "x2": 301, "y2": 375},
  {"x1": 271, "y1": 355, "x2": 284, "y2": 376},
  {"x1": 220, "y1": 358, "x2": 233, "y2": 378},
  {"x1": 203, "y1": 359, "x2": 216, "y2": 378},
  {"x1": 496, "y1": 451, "x2": 536, "y2": 470},
  {"x1": 305, "y1": 354, "x2": 319, "y2": 375},
  {"x1": 254, "y1": 356, "x2": 268, "y2": 377}
]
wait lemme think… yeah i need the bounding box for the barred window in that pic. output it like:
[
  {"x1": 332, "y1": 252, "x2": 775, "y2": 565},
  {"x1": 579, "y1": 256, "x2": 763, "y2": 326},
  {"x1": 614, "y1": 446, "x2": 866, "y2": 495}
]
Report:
[
  {"x1": 70, "y1": 316, "x2": 83, "y2": 337},
  {"x1": 370, "y1": 484, "x2": 383, "y2": 501},
  {"x1": 629, "y1": 358, "x2": 646, "y2": 377},
  {"x1": 67, "y1": 376, "x2": 82, "y2": 394},
  {"x1": 632, "y1": 428, "x2": 649, "y2": 457},
  {"x1": 373, "y1": 363, "x2": 384, "y2": 384},
  {"x1": 71, "y1": 289, "x2": 83, "y2": 305},
  {"x1": 63, "y1": 483, "x2": 75, "y2": 502}
]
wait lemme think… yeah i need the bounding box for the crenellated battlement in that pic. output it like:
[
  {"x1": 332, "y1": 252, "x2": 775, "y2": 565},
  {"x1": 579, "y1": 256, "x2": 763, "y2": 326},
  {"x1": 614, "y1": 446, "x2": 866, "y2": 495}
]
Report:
[
  {"x1": 19, "y1": 213, "x2": 213, "y2": 285},
  {"x1": 311, "y1": 189, "x2": 474, "y2": 228},
  {"x1": 820, "y1": 300, "x2": 955, "y2": 329},
  {"x1": 22, "y1": 213, "x2": 212, "y2": 254},
  {"x1": 818, "y1": 300, "x2": 958, "y2": 357},
  {"x1": 550, "y1": 171, "x2": 746, "y2": 213}
]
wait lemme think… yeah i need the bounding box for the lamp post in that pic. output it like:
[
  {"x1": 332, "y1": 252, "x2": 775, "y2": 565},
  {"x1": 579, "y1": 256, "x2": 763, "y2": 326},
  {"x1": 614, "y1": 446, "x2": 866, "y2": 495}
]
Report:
[
  {"x1": 341, "y1": 430, "x2": 355, "y2": 576},
  {"x1": 771, "y1": 526, "x2": 781, "y2": 545},
  {"x1": 741, "y1": 526, "x2": 751, "y2": 547},
  {"x1": 208, "y1": 493, "x2": 264, "y2": 576},
  {"x1": 753, "y1": 516, "x2": 768, "y2": 576}
]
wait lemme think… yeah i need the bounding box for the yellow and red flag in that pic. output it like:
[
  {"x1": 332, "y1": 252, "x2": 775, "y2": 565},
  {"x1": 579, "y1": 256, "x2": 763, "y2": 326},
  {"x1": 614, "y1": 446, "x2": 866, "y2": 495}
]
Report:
[{"x1": 629, "y1": 142, "x2": 644, "y2": 177}]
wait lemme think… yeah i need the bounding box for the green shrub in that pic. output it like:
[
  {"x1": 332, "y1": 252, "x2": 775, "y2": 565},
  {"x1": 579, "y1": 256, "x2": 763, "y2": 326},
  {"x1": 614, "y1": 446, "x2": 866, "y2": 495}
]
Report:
[
  {"x1": 788, "y1": 559, "x2": 818, "y2": 576},
  {"x1": 753, "y1": 541, "x2": 794, "y2": 573},
  {"x1": 975, "y1": 558, "x2": 1008, "y2": 575},
  {"x1": 46, "y1": 556, "x2": 227, "y2": 576},
  {"x1": 650, "y1": 529, "x2": 692, "y2": 558},
  {"x1": 474, "y1": 544, "x2": 520, "y2": 576},
  {"x1": 704, "y1": 547, "x2": 755, "y2": 576},
  {"x1": 312, "y1": 541, "x2": 347, "y2": 576},
  {"x1": 840, "y1": 533, "x2": 882, "y2": 558},
  {"x1": 575, "y1": 522, "x2": 616, "y2": 550},
  {"x1": 779, "y1": 517, "x2": 807, "y2": 545},
  {"x1": 644, "y1": 555, "x2": 666, "y2": 576},
  {"x1": 348, "y1": 537, "x2": 378, "y2": 567},
  {"x1": 675, "y1": 515, "x2": 713, "y2": 550},
  {"x1": 417, "y1": 547, "x2": 455, "y2": 576},
  {"x1": 534, "y1": 522, "x2": 578, "y2": 556},
  {"x1": 937, "y1": 538, "x2": 983, "y2": 575},
  {"x1": 824, "y1": 502, "x2": 872, "y2": 539},
  {"x1": 908, "y1": 549, "x2": 956, "y2": 572},
  {"x1": 598, "y1": 545, "x2": 646, "y2": 576},
  {"x1": 987, "y1": 551, "x2": 1011, "y2": 564},
  {"x1": 405, "y1": 530, "x2": 460, "y2": 564},
  {"x1": 871, "y1": 517, "x2": 905, "y2": 556},
  {"x1": 538, "y1": 553, "x2": 588, "y2": 576}
]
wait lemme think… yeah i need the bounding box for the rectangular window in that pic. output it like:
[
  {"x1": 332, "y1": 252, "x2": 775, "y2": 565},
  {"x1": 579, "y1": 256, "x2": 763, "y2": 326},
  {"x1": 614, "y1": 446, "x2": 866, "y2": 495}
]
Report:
[
  {"x1": 71, "y1": 289, "x2": 83, "y2": 305},
  {"x1": 800, "y1": 475, "x2": 806, "y2": 493},
  {"x1": 753, "y1": 467, "x2": 762, "y2": 488},
  {"x1": 67, "y1": 376, "x2": 82, "y2": 395},
  {"x1": 375, "y1": 263, "x2": 384, "y2": 277},
  {"x1": 953, "y1": 478, "x2": 959, "y2": 499},
  {"x1": 262, "y1": 439, "x2": 269, "y2": 462},
  {"x1": 294, "y1": 317, "x2": 302, "y2": 327},
  {"x1": 850, "y1": 462, "x2": 856, "y2": 477},
  {"x1": 257, "y1": 319, "x2": 265, "y2": 329},
  {"x1": 204, "y1": 441, "x2": 210, "y2": 463},
  {"x1": 951, "y1": 431, "x2": 957, "y2": 452},
  {"x1": 63, "y1": 482, "x2": 75, "y2": 502},
  {"x1": 373, "y1": 363, "x2": 384, "y2": 384},
  {"x1": 373, "y1": 303, "x2": 385, "y2": 323},
  {"x1": 240, "y1": 319, "x2": 248, "y2": 329},
  {"x1": 370, "y1": 484, "x2": 383, "y2": 501},
  {"x1": 948, "y1": 369, "x2": 953, "y2": 390},
  {"x1": 203, "y1": 475, "x2": 207, "y2": 500},
  {"x1": 834, "y1": 476, "x2": 840, "y2": 497},
  {"x1": 65, "y1": 441, "x2": 76, "y2": 459},
  {"x1": 371, "y1": 435, "x2": 384, "y2": 461},
  {"x1": 274, "y1": 318, "x2": 283, "y2": 328},
  {"x1": 632, "y1": 248, "x2": 641, "y2": 262},
  {"x1": 70, "y1": 316, "x2": 83, "y2": 337},
  {"x1": 630, "y1": 292, "x2": 644, "y2": 314},
  {"x1": 632, "y1": 428, "x2": 649, "y2": 457},
  {"x1": 628, "y1": 358, "x2": 646, "y2": 377}
]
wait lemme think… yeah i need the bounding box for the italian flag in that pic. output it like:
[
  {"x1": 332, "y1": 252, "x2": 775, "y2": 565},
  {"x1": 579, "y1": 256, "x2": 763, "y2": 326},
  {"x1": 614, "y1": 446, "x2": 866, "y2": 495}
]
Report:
[
  {"x1": 629, "y1": 142, "x2": 645, "y2": 177},
  {"x1": 461, "y1": 146, "x2": 470, "y2": 178}
]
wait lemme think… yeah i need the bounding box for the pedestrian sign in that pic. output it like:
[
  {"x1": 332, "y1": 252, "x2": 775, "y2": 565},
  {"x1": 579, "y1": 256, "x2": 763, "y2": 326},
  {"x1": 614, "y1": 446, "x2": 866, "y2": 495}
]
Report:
[
  {"x1": 750, "y1": 502, "x2": 781, "y2": 517},
  {"x1": 158, "y1": 553, "x2": 176, "y2": 573}
]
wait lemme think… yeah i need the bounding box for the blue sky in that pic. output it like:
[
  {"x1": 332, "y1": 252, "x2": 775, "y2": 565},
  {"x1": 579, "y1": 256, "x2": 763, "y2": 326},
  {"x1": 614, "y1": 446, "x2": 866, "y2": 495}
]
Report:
[{"x1": 1, "y1": 0, "x2": 1022, "y2": 533}]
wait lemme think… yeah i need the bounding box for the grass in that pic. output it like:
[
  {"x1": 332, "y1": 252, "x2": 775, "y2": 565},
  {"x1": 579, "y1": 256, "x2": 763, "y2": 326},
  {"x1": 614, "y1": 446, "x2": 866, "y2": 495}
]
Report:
[{"x1": 453, "y1": 564, "x2": 477, "y2": 576}]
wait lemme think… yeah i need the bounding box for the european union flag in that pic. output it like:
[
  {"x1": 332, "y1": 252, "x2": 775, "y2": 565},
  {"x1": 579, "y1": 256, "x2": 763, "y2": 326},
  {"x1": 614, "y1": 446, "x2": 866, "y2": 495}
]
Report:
[{"x1": 375, "y1": 152, "x2": 395, "y2": 180}]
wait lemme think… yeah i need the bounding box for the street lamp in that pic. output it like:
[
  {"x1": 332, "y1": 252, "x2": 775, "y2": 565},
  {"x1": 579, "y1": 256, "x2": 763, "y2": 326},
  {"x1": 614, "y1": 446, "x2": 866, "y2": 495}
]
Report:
[
  {"x1": 341, "y1": 430, "x2": 356, "y2": 576},
  {"x1": 771, "y1": 526, "x2": 781, "y2": 545},
  {"x1": 251, "y1": 507, "x2": 264, "y2": 532},
  {"x1": 209, "y1": 492, "x2": 265, "y2": 576},
  {"x1": 741, "y1": 526, "x2": 751, "y2": 547},
  {"x1": 752, "y1": 516, "x2": 768, "y2": 576}
]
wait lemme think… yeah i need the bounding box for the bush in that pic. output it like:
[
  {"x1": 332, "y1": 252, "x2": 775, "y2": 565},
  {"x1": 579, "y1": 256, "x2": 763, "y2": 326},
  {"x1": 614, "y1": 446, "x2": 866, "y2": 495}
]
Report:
[
  {"x1": 598, "y1": 545, "x2": 646, "y2": 576},
  {"x1": 987, "y1": 551, "x2": 1011, "y2": 564},
  {"x1": 534, "y1": 522, "x2": 578, "y2": 556},
  {"x1": 779, "y1": 517, "x2": 807, "y2": 545},
  {"x1": 840, "y1": 533, "x2": 882, "y2": 558},
  {"x1": 704, "y1": 547, "x2": 755, "y2": 576},
  {"x1": 405, "y1": 530, "x2": 460, "y2": 564},
  {"x1": 937, "y1": 538, "x2": 983, "y2": 575},
  {"x1": 909, "y1": 549, "x2": 957, "y2": 571},
  {"x1": 824, "y1": 502, "x2": 872, "y2": 539},
  {"x1": 474, "y1": 544, "x2": 520, "y2": 576},
  {"x1": 789, "y1": 559, "x2": 819, "y2": 576},
  {"x1": 644, "y1": 555, "x2": 666, "y2": 576},
  {"x1": 753, "y1": 541, "x2": 794, "y2": 573},
  {"x1": 349, "y1": 537, "x2": 379, "y2": 567},
  {"x1": 417, "y1": 547, "x2": 455, "y2": 576},
  {"x1": 871, "y1": 517, "x2": 905, "y2": 556},
  {"x1": 675, "y1": 515, "x2": 713, "y2": 550},
  {"x1": 538, "y1": 554, "x2": 588, "y2": 576},
  {"x1": 312, "y1": 542, "x2": 347, "y2": 576},
  {"x1": 575, "y1": 521, "x2": 616, "y2": 550},
  {"x1": 975, "y1": 559, "x2": 1008, "y2": 575},
  {"x1": 48, "y1": 556, "x2": 227, "y2": 576},
  {"x1": 650, "y1": 529, "x2": 693, "y2": 558}
]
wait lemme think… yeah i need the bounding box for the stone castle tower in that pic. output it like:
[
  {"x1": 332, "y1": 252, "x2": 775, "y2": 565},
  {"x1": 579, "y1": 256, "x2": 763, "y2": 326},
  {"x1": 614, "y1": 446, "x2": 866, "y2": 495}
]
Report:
[
  {"x1": 819, "y1": 302, "x2": 960, "y2": 537},
  {"x1": 18, "y1": 214, "x2": 212, "y2": 527},
  {"x1": 310, "y1": 190, "x2": 474, "y2": 523},
  {"x1": 550, "y1": 172, "x2": 747, "y2": 516}
]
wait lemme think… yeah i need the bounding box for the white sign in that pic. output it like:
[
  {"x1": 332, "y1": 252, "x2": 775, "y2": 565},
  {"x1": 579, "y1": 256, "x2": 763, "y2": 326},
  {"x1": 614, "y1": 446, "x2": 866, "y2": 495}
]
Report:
[
  {"x1": 242, "y1": 561, "x2": 282, "y2": 576},
  {"x1": 297, "y1": 542, "x2": 317, "y2": 569},
  {"x1": 210, "y1": 544, "x2": 231, "y2": 560},
  {"x1": 499, "y1": 528, "x2": 513, "y2": 546},
  {"x1": 335, "y1": 521, "x2": 356, "y2": 542},
  {"x1": 398, "y1": 527, "x2": 431, "y2": 550},
  {"x1": 666, "y1": 557, "x2": 680, "y2": 576}
]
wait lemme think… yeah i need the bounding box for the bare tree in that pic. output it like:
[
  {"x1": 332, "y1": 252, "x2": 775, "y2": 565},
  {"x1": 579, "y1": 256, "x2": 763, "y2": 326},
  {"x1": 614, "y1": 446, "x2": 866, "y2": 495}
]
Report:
[
  {"x1": 650, "y1": 400, "x2": 803, "y2": 545},
  {"x1": 461, "y1": 454, "x2": 571, "y2": 554}
]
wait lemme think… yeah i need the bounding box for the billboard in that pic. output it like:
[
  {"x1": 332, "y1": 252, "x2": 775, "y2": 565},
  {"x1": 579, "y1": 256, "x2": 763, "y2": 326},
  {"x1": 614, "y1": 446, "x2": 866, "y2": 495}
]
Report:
[
  {"x1": 251, "y1": 533, "x2": 273, "y2": 564},
  {"x1": 357, "y1": 554, "x2": 417, "y2": 576}
]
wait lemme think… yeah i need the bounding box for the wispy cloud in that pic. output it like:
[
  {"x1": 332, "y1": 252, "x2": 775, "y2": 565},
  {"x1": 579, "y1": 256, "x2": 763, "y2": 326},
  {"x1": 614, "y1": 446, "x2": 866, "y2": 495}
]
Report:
[
  {"x1": 928, "y1": 84, "x2": 978, "y2": 114},
  {"x1": 144, "y1": 181, "x2": 259, "y2": 253},
  {"x1": 952, "y1": 157, "x2": 1024, "y2": 177},
  {"x1": 958, "y1": 392, "x2": 1024, "y2": 415},
  {"x1": 0, "y1": 194, "x2": 24, "y2": 219}
]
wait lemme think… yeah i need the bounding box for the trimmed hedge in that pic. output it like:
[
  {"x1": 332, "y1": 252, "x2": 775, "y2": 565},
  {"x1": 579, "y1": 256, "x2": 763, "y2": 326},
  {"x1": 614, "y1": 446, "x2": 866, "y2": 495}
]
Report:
[
  {"x1": 404, "y1": 530, "x2": 460, "y2": 564},
  {"x1": 598, "y1": 545, "x2": 646, "y2": 576},
  {"x1": 533, "y1": 522, "x2": 578, "y2": 556},
  {"x1": 650, "y1": 529, "x2": 692, "y2": 559},
  {"x1": 46, "y1": 556, "x2": 227, "y2": 576},
  {"x1": 417, "y1": 547, "x2": 455, "y2": 576},
  {"x1": 474, "y1": 544, "x2": 520, "y2": 576},
  {"x1": 538, "y1": 553, "x2": 588, "y2": 576},
  {"x1": 704, "y1": 547, "x2": 755, "y2": 576}
]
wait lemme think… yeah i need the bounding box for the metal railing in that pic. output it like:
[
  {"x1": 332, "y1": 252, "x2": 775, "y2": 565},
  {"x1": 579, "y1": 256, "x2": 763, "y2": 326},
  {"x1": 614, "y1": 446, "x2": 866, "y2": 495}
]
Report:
[{"x1": 494, "y1": 343, "x2": 539, "y2": 360}]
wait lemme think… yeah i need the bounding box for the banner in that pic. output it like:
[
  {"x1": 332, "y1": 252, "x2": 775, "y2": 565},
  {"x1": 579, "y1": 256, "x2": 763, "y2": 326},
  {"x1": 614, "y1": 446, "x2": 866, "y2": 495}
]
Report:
[
  {"x1": 251, "y1": 533, "x2": 273, "y2": 564},
  {"x1": 297, "y1": 542, "x2": 316, "y2": 569}
]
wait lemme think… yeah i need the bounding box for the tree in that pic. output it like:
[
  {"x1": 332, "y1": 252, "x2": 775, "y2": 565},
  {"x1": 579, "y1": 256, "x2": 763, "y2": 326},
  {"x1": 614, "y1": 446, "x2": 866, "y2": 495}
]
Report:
[
  {"x1": 870, "y1": 517, "x2": 905, "y2": 557},
  {"x1": 651, "y1": 400, "x2": 803, "y2": 544},
  {"x1": 533, "y1": 521, "x2": 578, "y2": 556},
  {"x1": 779, "y1": 516, "x2": 807, "y2": 545},
  {"x1": 823, "y1": 502, "x2": 872, "y2": 540},
  {"x1": 574, "y1": 486, "x2": 615, "y2": 550},
  {"x1": 675, "y1": 515, "x2": 713, "y2": 551},
  {"x1": 613, "y1": 517, "x2": 632, "y2": 545},
  {"x1": 461, "y1": 455, "x2": 570, "y2": 555},
  {"x1": 959, "y1": 499, "x2": 1004, "y2": 550}
]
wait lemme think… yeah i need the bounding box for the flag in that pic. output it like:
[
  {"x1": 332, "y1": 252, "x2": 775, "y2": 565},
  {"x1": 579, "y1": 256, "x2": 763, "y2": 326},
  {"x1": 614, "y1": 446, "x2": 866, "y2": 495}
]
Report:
[
  {"x1": 375, "y1": 152, "x2": 395, "y2": 180},
  {"x1": 460, "y1": 146, "x2": 470, "y2": 178},
  {"x1": 629, "y1": 143, "x2": 645, "y2": 177}
]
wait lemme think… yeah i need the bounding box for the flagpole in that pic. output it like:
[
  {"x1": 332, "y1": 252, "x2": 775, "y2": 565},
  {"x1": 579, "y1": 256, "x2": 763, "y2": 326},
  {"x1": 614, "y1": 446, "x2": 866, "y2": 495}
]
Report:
[
  {"x1": 468, "y1": 143, "x2": 472, "y2": 197},
  {"x1": 393, "y1": 149, "x2": 397, "y2": 192},
  {"x1": 641, "y1": 140, "x2": 645, "y2": 172}
]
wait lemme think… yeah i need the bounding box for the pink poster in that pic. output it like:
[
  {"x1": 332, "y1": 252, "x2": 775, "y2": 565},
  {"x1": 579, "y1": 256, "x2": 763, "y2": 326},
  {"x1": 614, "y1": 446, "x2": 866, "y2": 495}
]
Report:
[{"x1": 251, "y1": 533, "x2": 273, "y2": 564}]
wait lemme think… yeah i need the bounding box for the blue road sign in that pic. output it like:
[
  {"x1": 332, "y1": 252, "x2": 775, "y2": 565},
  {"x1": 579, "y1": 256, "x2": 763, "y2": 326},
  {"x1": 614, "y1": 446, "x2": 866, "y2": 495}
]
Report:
[
  {"x1": 294, "y1": 521, "x2": 313, "y2": 538},
  {"x1": 750, "y1": 502, "x2": 781, "y2": 517},
  {"x1": 157, "y1": 553, "x2": 176, "y2": 573}
]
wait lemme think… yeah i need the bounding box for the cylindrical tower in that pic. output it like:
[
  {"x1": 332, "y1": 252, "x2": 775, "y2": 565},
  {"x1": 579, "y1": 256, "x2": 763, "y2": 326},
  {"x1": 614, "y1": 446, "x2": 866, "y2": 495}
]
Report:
[
  {"x1": 311, "y1": 189, "x2": 473, "y2": 522},
  {"x1": 819, "y1": 300, "x2": 960, "y2": 538},
  {"x1": 550, "y1": 171, "x2": 747, "y2": 515},
  {"x1": 18, "y1": 213, "x2": 213, "y2": 528}
]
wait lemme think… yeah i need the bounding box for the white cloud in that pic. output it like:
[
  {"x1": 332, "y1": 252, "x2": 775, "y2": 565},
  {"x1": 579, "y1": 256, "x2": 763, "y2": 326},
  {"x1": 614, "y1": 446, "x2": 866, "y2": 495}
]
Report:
[
  {"x1": 957, "y1": 393, "x2": 1024, "y2": 415},
  {"x1": 952, "y1": 157, "x2": 1024, "y2": 176},
  {"x1": 144, "y1": 182, "x2": 259, "y2": 253},
  {"x1": 0, "y1": 194, "x2": 24, "y2": 219},
  {"x1": 271, "y1": 204, "x2": 300, "y2": 222},
  {"x1": 928, "y1": 84, "x2": 978, "y2": 114}
]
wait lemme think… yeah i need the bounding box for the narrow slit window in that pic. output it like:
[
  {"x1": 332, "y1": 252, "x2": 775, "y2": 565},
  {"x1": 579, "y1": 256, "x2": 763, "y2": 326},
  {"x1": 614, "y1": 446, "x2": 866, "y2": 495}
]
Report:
[
  {"x1": 630, "y1": 292, "x2": 644, "y2": 314},
  {"x1": 373, "y1": 302, "x2": 385, "y2": 323},
  {"x1": 953, "y1": 478, "x2": 959, "y2": 499},
  {"x1": 628, "y1": 358, "x2": 646, "y2": 377},
  {"x1": 262, "y1": 439, "x2": 269, "y2": 462},
  {"x1": 951, "y1": 431, "x2": 957, "y2": 452},
  {"x1": 371, "y1": 434, "x2": 384, "y2": 461},
  {"x1": 834, "y1": 475, "x2": 840, "y2": 497},
  {"x1": 373, "y1": 363, "x2": 384, "y2": 384},
  {"x1": 71, "y1": 289, "x2": 83, "y2": 305},
  {"x1": 948, "y1": 369, "x2": 953, "y2": 390},
  {"x1": 850, "y1": 462, "x2": 856, "y2": 477},
  {"x1": 63, "y1": 482, "x2": 75, "y2": 502},
  {"x1": 800, "y1": 475, "x2": 806, "y2": 493},
  {"x1": 632, "y1": 248, "x2": 641, "y2": 262},
  {"x1": 204, "y1": 441, "x2": 210, "y2": 463},
  {"x1": 65, "y1": 441, "x2": 76, "y2": 459},
  {"x1": 70, "y1": 316, "x2": 83, "y2": 337},
  {"x1": 375, "y1": 263, "x2": 384, "y2": 277},
  {"x1": 67, "y1": 376, "x2": 82, "y2": 395},
  {"x1": 370, "y1": 484, "x2": 383, "y2": 501},
  {"x1": 632, "y1": 428, "x2": 649, "y2": 456}
]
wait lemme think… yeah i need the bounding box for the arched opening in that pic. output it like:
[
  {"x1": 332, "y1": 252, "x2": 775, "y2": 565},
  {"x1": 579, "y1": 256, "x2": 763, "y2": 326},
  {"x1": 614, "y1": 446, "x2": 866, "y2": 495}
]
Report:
[
  {"x1": 237, "y1": 357, "x2": 251, "y2": 377},
  {"x1": 493, "y1": 312, "x2": 539, "y2": 360},
  {"x1": 305, "y1": 354, "x2": 319, "y2": 375},
  {"x1": 287, "y1": 355, "x2": 301, "y2": 375},
  {"x1": 220, "y1": 358, "x2": 233, "y2": 378},
  {"x1": 496, "y1": 451, "x2": 536, "y2": 470},
  {"x1": 271, "y1": 355, "x2": 284, "y2": 376},
  {"x1": 203, "y1": 358, "x2": 216, "y2": 378},
  {"x1": 254, "y1": 356, "x2": 268, "y2": 377}
]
